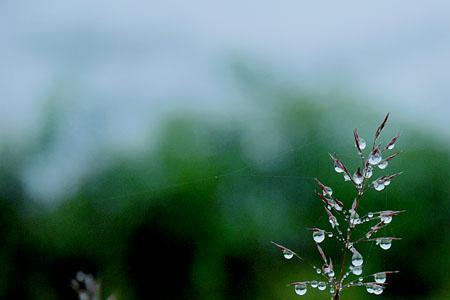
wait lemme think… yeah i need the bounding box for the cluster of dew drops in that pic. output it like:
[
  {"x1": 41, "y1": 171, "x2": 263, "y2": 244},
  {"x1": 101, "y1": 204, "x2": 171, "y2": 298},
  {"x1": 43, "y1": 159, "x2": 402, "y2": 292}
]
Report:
[
  {"x1": 281, "y1": 229, "x2": 393, "y2": 297},
  {"x1": 334, "y1": 132, "x2": 398, "y2": 192},
  {"x1": 275, "y1": 115, "x2": 403, "y2": 298}
]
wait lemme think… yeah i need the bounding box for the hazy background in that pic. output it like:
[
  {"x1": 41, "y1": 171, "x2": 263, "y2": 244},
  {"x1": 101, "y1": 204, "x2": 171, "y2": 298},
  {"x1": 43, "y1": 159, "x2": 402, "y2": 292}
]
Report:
[{"x1": 0, "y1": 1, "x2": 449, "y2": 299}]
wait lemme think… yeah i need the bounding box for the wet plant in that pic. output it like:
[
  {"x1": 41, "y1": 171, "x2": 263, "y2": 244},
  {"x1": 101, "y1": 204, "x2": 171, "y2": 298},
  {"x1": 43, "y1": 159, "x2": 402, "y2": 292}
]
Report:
[
  {"x1": 71, "y1": 271, "x2": 116, "y2": 300},
  {"x1": 272, "y1": 113, "x2": 403, "y2": 299}
]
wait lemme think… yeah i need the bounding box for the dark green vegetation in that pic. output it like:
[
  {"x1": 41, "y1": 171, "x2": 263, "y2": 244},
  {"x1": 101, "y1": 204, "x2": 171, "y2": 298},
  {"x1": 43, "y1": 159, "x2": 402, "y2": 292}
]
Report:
[{"x1": 0, "y1": 95, "x2": 448, "y2": 299}]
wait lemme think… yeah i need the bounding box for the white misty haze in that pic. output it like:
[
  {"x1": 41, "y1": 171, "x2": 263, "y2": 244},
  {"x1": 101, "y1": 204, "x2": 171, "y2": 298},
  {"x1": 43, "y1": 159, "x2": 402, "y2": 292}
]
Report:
[{"x1": 0, "y1": 0, "x2": 448, "y2": 201}]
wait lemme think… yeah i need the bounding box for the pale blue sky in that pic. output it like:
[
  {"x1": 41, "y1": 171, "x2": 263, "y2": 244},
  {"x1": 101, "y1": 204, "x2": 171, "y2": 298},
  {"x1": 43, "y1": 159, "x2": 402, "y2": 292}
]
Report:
[{"x1": 0, "y1": 1, "x2": 449, "y2": 201}]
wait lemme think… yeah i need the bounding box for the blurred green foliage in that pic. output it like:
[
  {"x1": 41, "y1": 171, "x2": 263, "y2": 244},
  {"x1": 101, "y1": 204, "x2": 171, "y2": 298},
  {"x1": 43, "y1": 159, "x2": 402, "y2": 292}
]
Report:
[{"x1": 0, "y1": 92, "x2": 449, "y2": 299}]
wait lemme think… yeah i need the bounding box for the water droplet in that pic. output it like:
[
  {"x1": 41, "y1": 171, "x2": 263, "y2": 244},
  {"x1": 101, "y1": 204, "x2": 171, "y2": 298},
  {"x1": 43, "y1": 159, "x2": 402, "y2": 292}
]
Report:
[
  {"x1": 334, "y1": 162, "x2": 344, "y2": 173},
  {"x1": 377, "y1": 238, "x2": 392, "y2": 250},
  {"x1": 374, "y1": 272, "x2": 387, "y2": 284},
  {"x1": 313, "y1": 230, "x2": 325, "y2": 243},
  {"x1": 350, "y1": 210, "x2": 361, "y2": 226},
  {"x1": 328, "y1": 216, "x2": 339, "y2": 228},
  {"x1": 329, "y1": 287, "x2": 335, "y2": 294},
  {"x1": 373, "y1": 180, "x2": 385, "y2": 191},
  {"x1": 328, "y1": 232, "x2": 333, "y2": 238},
  {"x1": 358, "y1": 277, "x2": 364, "y2": 282},
  {"x1": 380, "y1": 213, "x2": 392, "y2": 224},
  {"x1": 294, "y1": 283, "x2": 307, "y2": 296},
  {"x1": 311, "y1": 281, "x2": 318, "y2": 288},
  {"x1": 353, "y1": 171, "x2": 364, "y2": 185},
  {"x1": 359, "y1": 138, "x2": 367, "y2": 150},
  {"x1": 368, "y1": 151, "x2": 382, "y2": 165},
  {"x1": 378, "y1": 160, "x2": 388, "y2": 169},
  {"x1": 343, "y1": 174, "x2": 351, "y2": 181},
  {"x1": 352, "y1": 265, "x2": 363, "y2": 275},
  {"x1": 384, "y1": 179, "x2": 391, "y2": 186},
  {"x1": 368, "y1": 212, "x2": 374, "y2": 218},
  {"x1": 316, "y1": 268, "x2": 322, "y2": 274},
  {"x1": 364, "y1": 166, "x2": 373, "y2": 178},
  {"x1": 79, "y1": 292, "x2": 89, "y2": 300},
  {"x1": 367, "y1": 284, "x2": 384, "y2": 295},
  {"x1": 373, "y1": 285, "x2": 384, "y2": 295},
  {"x1": 387, "y1": 142, "x2": 396, "y2": 150},
  {"x1": 323, "y1": 186, "x2": 333, "y2": 197},
  {"x1": 317, "y1": 282, "x2": 327, "y2": 291},
  {"x1": 76, "y1": 272, "x2": 86, "y2": 282},
  {"x1": 351, "y1": 249, "x2": 364, "y2": 266},
  {"x1": 283, "y1": 249, "x2": 294, "y2": 259},
  {"x1": 328, "y1": 270, "x2": 335, "y2": 278}
]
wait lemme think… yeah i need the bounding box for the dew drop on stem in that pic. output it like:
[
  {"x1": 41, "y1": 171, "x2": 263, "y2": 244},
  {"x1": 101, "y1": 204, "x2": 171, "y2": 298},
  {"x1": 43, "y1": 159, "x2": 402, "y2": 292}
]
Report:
[
  {"x1": 378, "y1": 160, "x2": 388, "y2": 169},
  {"x1": 359, "y1": 137, "x2": 367, "y2": 150},
  {"x1": 283, "y1": 249, "x2": 294, "y2": 259},
  {"x1": 368, "y1": 150, "x2": 382, "y2": 165},
  {"x1": 317, "y1": 282, "x2": 327, "y2": 291},
  {"x1": 313, "y1": 230, "x2": 325, "y2": 243},
  {"x1": 373, "y1": 180, "x2": 385, "y2": 191},
  {"x1": 352, "y1": 265, "x2": 363, "y2": 275},
  {"x1": 374, "y1": 272, "x2": 387, "y2": 283},
  {"x1": 353, "y1": 169, "x2": 364, "y2": 185},
  {"x1": 377, "y1": 238, "x2": 392, "y2": 250},
  {"x1": 351, "y1": 248, "x2": 364, "y2": 266},
  {"x1": 294, "y1": 283, "x2": 307, "y2": 295},
  {"x1": 380, "y1": 213, "x2": 392, "y2": 224}
]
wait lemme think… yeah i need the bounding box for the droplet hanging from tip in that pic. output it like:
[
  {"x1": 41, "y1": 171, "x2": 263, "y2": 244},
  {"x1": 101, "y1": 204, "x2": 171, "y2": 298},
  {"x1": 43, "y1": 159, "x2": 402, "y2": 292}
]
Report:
[
  {"x1": 359, "y1": 137, "x2": 367, "y2": 150},
  {"x1": 353, "y1": 169, "x2": 364, "y2": 185},
  {"x1": 351, "y1": 248, "x2": 364, "y2": 266},
  {"x1": 368, "y1": 150, "x2": 382, "y2": 165},
  {"x1": 373, "y1": 180, "x2": 385, "y2": 191},
  {"x1": 374, "y1": 272, "x2": 387, "y2": 284},
  {"x1": 283, "y1": 249, "x2": 294, "y2": 259},
  {"x1": 378, "y1": 160, "x2": 388, "y2": 169},
  {"x1": 377, "y1": 238, "x2": 392, "y2": 250},
  {"x1": 317, "y1": 281, "x2": 327, "y2": 291},
  {"x1": 294, "y1": 283, "x2": 307, "y2": 296},
  {"x1": 313, "y1": 230, "x2": 325, "y2": 243}
]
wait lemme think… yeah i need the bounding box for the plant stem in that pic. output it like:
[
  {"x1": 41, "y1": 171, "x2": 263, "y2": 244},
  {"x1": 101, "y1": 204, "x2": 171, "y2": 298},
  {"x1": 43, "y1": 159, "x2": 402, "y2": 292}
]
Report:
[{"x1": 333, "y1": 187, "x2": 364, "y2": 299}]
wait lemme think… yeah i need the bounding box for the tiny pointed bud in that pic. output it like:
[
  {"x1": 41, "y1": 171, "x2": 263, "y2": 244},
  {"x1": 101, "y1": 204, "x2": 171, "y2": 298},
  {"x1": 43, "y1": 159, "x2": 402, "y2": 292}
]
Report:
[
  {"x1": 354, "y1": 128, "x2": 363, "y2": 153},
  {"x1": 324, "y1": 207, "x2": 339, "y2": 228},
  {"x1": 333, "y1": 197, "x2": 344, "y2": 211},
  {"x1": 315, "y1": 178, "x2": 333, "y2": 196},
  {"x1": 316, "y1": 244, "x2": 327, "y2": 263},
  {"x1": 385, "y1": 152, "x2": 400, "y2": 161},
  {"x1": 386, "y1": 134, "x2": 400, "y2": 150},
  {"x1": 375, "y1": 113, "x2": 390, "y2": 140},
  {"x1": 351, "y1": 198, "x2": 358, "y2": 211}
]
